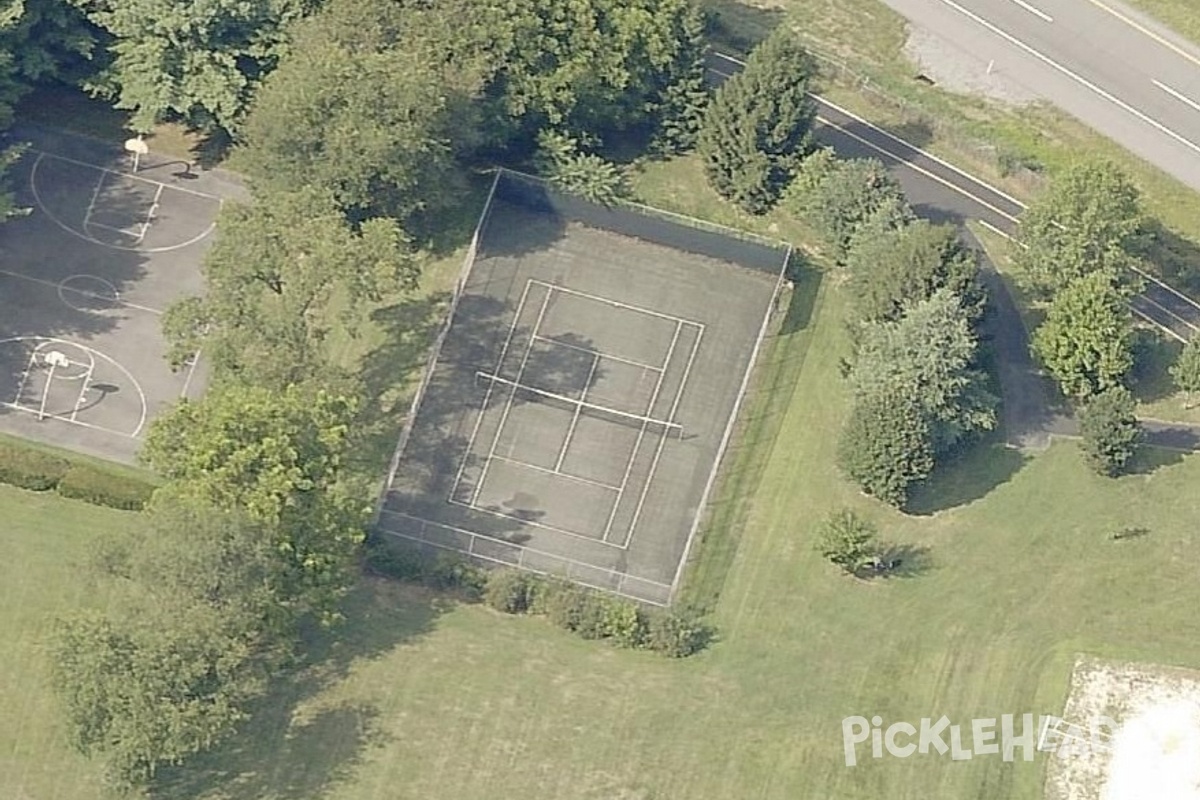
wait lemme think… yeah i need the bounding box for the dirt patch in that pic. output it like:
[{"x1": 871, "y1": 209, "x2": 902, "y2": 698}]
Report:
[{"x1": 903, "y1": 26, "x2": 1040, "y2": 107}]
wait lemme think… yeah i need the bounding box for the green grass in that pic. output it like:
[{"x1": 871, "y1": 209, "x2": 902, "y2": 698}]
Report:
[
  {"x1": 0, "y1": 485, "x2": 134, "y2": 799},
  {"x1": 11, "y1": 152, "x2": 1200, "y2": 799}
]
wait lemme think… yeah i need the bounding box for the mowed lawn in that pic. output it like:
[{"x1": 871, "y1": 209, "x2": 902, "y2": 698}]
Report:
[{"x1": 5, "y1": 176, "x2": 1200, "y2": 798}]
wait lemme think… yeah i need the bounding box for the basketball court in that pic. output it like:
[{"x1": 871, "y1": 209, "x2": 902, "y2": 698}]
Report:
[
  {"x1": 0, "y1": 123, "x2": 246, "y2": 462},
  {"x1": 377, "y1": 171, "x2": 789, "y2": 605}
]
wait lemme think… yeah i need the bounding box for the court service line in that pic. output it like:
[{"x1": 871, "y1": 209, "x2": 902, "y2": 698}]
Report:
[
  {"x1": 554, "y1": 354, "x2": 599, "y2": 473},
  {"x1": 489, "y1": 452, "x2": 620, "y2": 492},
  {"x1": 623, "y1": 323, "x2": 704, "y2": 547},
  {"x1": 81, "y1": 170, "x2": 108, "y2": 232},
  {"x1": 529, "y1": 279, "x2": 703, "y2": 329},
  {"x1": 1152, "y1": 79, "x2": 1200, "y2": 114},
  {"x1": 30, "y1": 149, "x2": 224, "y2": 201},
  {"x1": 602, "y1": 320, "x2": 682, "y2": 543},
  {"x1": 449, "y1": 280, "x2": 534, "y2": 499},
  {"x1": 469, "y1": 286, "x2": 554, "y2": 507},
  {"x1": 10, "y1": 351, "x2": 38, "y2": 407},
  {"x1": 70, "y1": 361, "x2": 98, "y2": 422},
  {"x1": 446, "y1": 497, "x2": 625, "y2": 547},
  {"x1": 532, "y1": 334, "x2": 662, "y2": 372},
  {"x1": 930, "y1": 0, "x2": 1200, "y2": 157},
  {"x1": 1007, "y1": 0, "x2": 1053, "y2": 23},
  {"x1": 0, "y1": 268, "x2": 163, "y2": 315}
]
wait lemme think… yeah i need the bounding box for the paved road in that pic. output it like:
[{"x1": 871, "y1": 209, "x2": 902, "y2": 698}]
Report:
[
  {"x1": 877, "y1": 0, "x2": 1200, "y2": 195},
  {"x1": 706, "y1": 50, "x2": 1200, "y2": 451}
]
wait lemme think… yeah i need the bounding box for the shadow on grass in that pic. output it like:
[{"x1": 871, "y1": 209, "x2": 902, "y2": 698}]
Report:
[
  {"x1": 678, "y1": 260, "x2": 824, "y2": 612},
  {"x1": 1125, "y1": 442, "x2": 1187, "y2": 475},
  {"x1": 701, "y1": 0, "x2": 786, "y2": 53},
  {"x1": 1130, "y1": 328, "x2": 1183, "y2": 406},
  {"x1": 905, "y1": 439, "x2": 1029, "y2": 516},
  {"x1": 854, "y1": 542, "x2": 933, "y2": 581},
  {"x1": 1138, "y1": 218, "x2": 1200, "y2": 297},
  {"x1": 151, "y1": 579, "x2": 447, "y2": 800}
]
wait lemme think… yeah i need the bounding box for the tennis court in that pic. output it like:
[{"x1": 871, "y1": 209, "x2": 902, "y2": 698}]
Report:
[{"x1": 377, "y1": 171, "x2": 789, "y2": 605}]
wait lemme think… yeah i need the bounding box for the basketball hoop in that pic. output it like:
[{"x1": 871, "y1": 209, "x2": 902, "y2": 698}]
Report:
[
  {"x1": 43, "y1": 350, "x2": 70, "y2": 369},
  {"x1": 124, "y1": 135, "x2": 149, "y2": 173}
]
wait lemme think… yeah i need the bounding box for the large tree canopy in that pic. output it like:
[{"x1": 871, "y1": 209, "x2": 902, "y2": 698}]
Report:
[
  {"x1": 1031, "y1": 270, "x2": 1134, "y2": 398},
  {"x1": 698, "y1": 26, "x2": 817, "y2": 213},
  {"x1": 1014, "y1": 158, "x2": 1144, "y2": 295},
  {"x1": 78, "y1": 0, "x2": 314, "y2": 133}
]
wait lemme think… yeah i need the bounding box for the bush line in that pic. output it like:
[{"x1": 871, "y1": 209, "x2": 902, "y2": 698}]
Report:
[{"x1": 0, "y1": 440, "x2": 156, "y2": 510}]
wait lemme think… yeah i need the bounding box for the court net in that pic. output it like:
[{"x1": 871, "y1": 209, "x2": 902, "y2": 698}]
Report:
[{"x1": 477, "y1": 371, "x2": 684, "y2": 438}]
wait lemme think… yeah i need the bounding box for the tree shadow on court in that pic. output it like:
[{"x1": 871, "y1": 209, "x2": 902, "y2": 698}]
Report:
[
  {"x1": 904, "y1": 438, "x2": 1029, "y2": 516},
  {"x1": 150, "y1": 579, "x2": 447, "y2": 800}
]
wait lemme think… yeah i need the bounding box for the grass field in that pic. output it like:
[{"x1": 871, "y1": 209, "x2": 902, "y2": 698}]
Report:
[
  {"x1": 7, "y1": 151, "x2": 1200, "y2": 799},
  {"x1": 1125, "y1": 0, "x2": 1200, "y2": 49}
]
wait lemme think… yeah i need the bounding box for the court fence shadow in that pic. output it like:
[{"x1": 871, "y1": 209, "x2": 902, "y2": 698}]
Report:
[{"x1": 150, "y1": 579, "x2": 447, "y2": 800}]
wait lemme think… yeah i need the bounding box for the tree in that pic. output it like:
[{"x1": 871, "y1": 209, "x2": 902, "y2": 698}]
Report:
[
  {"x1": 1170, "y1": 336, "x2": 1200, "y2": 408},
  {"x1": 1031, "y1": 271, "x2": 1134, "y2": 398},
  {"x1": 1, "y1": 0, "x2": 99, "y2": 84},
  {"x1": 141, "y1": 384, "x2": 369, "y2": 623},
  {"x1": 1014, "y1": 159, "x2": 1144, "y2": 295},
  {"x1": 838, "y1": 391, "x2": 935, "y2": 508},
  {"x1": 1078, "y1": 386, "x2": 1141, "y2": 476},
  {"x1": 785, "y1": 149, "x2": 911, "y2": 262},
  {"x1": 238, "y1": 0, "x2": 471, "y2": 222},
  {"x1": 162, "y1": 186, "x2": 419, "y2": 388},
  {"x1": 850, "y1": 288, "x2": 997, "y2": 453},
  {"x1": 533, "y1": 130, "x2": 628, "y2": 205},
  {"x1": 698, "y1": 26, "x2": 817, "y2": 213},
  {"x1": 815, "y1": 508, "x2": 880, "y2": 574},
  {"x1": 846, "y1": 219, "x2": 983, "y2": 324},
  {"x1": 79, "y1": 0, "x2": 313, "y2": 133}
]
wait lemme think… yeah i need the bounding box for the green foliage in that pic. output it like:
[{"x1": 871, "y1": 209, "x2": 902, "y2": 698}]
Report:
[
  {"x1": 849, "y1": 289, "x2": 997, "y2": 453},
  {"x1": 0, "y1": 441, "x2": 69, "y2": 490},
  {"x1": 534, "y1": 130, "x2": 628, "y2": 205},
  {"x1": 1031, "y1": 271, "x2": 1134, "y2": 399},
  {"x1": 56, "y1": 464, "x2": 154, "y2": 510},
  {"x1": 164, "y1": 186, "x2": 419, "y2": 389},
  {"x1": 239, "y1": 0, "x2": 471, "y2": 222},
  {"x1": 483, "y1": 568, "x2": 536, "y2": 614},
  {"x1": 1, "y1": 0, "x2": 98, "y2": 84},
  {"x1": 814, "y1": 508, "x2": 879, "y2": 574},
  {"x1": 142, "y1": 384, "x2": 368, "y2": 623},
  {"x1": 846, "y1": 219, "x2": 983, "y2": 324},
  {"x1": 79, "y1": 0, "x2": 313, "y2": 133},
  {"x1": 838, "y1": 391, "x2": 935, "y2": 507},
  {"x1": 1078, "y1": 386, "x2": 1141, "y2": 476},
  {"x1": 698, "y1": 27, "x2": 817, "y2": 213},
  {"x1": 1169, "y1": 336, "x2": 1200, "y2": 404},
  {"x1": 1014, "y1": 159, "x2": 1144, "y2": 295},
  {"x1": 645, "y1": 607, "x2": 711, "y2": 657},
  {"x1": 785, "y1": 149, "x2": 912, "y2": 262}
]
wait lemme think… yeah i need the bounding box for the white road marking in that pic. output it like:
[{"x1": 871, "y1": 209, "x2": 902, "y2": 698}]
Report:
[
  {"x1": 1007, "y1": 0, "x2": 1053, "y2": 23},
  {"x1": 976, "y1": 218, "x2": 1015, "y2": 240},
  {"x1": 1152, "y1": 79, "x2": 1200, "y2": 114},
  {"x1": 1079, "y1": 0, "x2": 1200, "y2": 71},
  {"x1": 929, "y1": 0, "x2": 1200, "y2": 157}
]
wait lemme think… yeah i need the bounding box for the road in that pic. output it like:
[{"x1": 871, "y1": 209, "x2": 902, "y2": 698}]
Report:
[
  {"x1": 877, "y1": 0, "x2": 1200, "y2": 196},
  {"x1": 706, "y1": 50, "x2": 1200, "y2": 450}
]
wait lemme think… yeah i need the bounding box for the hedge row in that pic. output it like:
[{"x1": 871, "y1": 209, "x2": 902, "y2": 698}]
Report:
[
  {"x1": 0, "y1": 440, "x2": 156, "y2": 510},
  {"x1": 365, "y1": 542, "x2": 712, "y2": 657}
]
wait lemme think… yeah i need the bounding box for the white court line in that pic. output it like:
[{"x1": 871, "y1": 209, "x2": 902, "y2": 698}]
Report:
[
  {"x1": 533, "y1": 334, "x2": 663, "y2": 372},
  {"x1": 447, "y1": 497, "x2": 626, "y2": 547},
  {"x1": 469, "y1": 285, "x2": 554, "y2": 507},
  {"x1": 0, "y1": 268, "x2": 162, "y2": 315},
  {"x1": 489, "y1": 452, "x2": 621, "y2": 492},
  {"x1": 529, "y1": 279, "x2": 704, "y2": 329},
  {"x1": 84, "y1": 220, "x2": 143, "y2": 237},
  {"x1": 3, "y1": 401, "x2": 139, "y2": 438},
  {"x1": 1006, "y1": 0, "x2": 1053, "y2": 23},
  {"x1": 929, "y1": 0, "x2": 1200, "y2": 158},
  {"x1": 10, "y1": 350, "x2": 38, "y2": 406},
  {"x1": 449, "y1": 280, "x2": 535, "y2": 499},
  {"x1": 30, "y1": 149, "x2": 223, "y2": 201},
  {"x1": 602, "y1": 320, "x2": 682, "y2": 542},
  {"x1": 1152, "y1": 79, "x2": 1200, "y2": 114},
  {"x1": 70, "y1": 360, "x2": 97, "y2": 422},
  {"x1": 623, "y1": 322, "x2": 704, "y2": 546},
  {"x1": 81, "y1": 170, "x2": 107, "y2": 231},
  {"x1": 554, "y1": 353, "x2": 599, "y2": 472}
]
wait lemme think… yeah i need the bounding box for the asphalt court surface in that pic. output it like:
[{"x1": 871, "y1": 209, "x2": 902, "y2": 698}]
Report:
[
  {"x1": 380, "y1": 199, "x2": 782, "y2": 604},
  {"x1": 0, "y1": 124, "x2": 246, "y2": 462}
]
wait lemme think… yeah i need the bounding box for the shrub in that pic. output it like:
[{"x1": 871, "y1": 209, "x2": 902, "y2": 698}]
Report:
[
  {"x1": 543, "y1": 582, "x2": 591, "y2": 632},
  {"x1": 646, "y1": 608, "x2": 712, "y2": 657},
  {"x1": 428, "y1": 554, "x2": 487, "y2": 599},
  {"x1": 55, "y1": 464, "x2": 154, "y2": 510},
  {"x1": 603, "y1": 601, "x2": 649, "y2": 648},
  {"x1": 483, "y1": 568, "x2": 536, "y2": 614},
  {"x1": 814, "y1": 508, "x2": 878, "y2": 574},
  {"x1": 1079, "y1": 386, "x2": 1141, "y2": 476},
  {"x1": 0, "y1": 442, "x2": 70, "y2": 491},
  {"x1": 363, "y1": 538, "x2": 431, "y2": 581}
]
